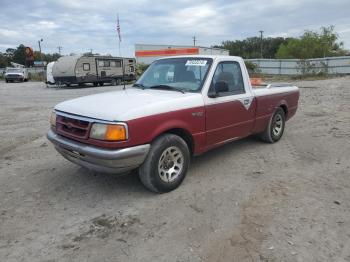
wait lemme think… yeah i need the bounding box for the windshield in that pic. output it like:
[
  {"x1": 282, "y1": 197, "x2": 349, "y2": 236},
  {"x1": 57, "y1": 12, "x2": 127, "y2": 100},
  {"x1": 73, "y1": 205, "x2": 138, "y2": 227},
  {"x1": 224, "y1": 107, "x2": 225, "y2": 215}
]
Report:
[
  {"x1": 6, "y1": 68, "x2": 22, "y2": 73},
  {"x1": 135, "y1": 57, "x2": 213, "y2": 92}
]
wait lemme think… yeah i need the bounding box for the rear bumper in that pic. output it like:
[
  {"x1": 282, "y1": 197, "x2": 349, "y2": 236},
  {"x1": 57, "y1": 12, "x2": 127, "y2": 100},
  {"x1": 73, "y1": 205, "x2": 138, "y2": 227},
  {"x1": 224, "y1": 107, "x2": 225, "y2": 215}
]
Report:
[{"x1": 47, "y1": 129, "x2": 150, "y2": 174}]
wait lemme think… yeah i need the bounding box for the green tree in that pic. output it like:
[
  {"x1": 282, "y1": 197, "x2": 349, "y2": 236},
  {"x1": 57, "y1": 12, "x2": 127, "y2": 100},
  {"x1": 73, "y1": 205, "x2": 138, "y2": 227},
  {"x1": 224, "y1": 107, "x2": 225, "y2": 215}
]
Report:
[
  {"x1": 214, "y1": 37, "x2": 290, "y2": 59},
  {"x1": 276, "y1": 25, "x2": 347, "y2": 59},
  {"x1": 12, "y1": 44, "x2": 26, "y2": 65}
]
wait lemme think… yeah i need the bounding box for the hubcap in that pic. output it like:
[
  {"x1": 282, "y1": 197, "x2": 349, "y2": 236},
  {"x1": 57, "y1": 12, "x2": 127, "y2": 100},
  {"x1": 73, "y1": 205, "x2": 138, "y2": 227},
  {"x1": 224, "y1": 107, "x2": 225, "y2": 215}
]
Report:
[
  {"x1": 272, "y1": 113, "x2": 283, "y2": 137},
  {"x1": 158, "y1": 146, "x2": 184, "y2": 182}
]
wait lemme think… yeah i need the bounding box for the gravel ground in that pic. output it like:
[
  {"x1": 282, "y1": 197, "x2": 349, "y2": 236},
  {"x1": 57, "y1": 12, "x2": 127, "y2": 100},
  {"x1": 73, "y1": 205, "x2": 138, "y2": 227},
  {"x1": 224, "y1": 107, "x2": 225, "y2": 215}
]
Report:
[{"x1": 0, "y1": 78, "x2": 349, "y2": 262}]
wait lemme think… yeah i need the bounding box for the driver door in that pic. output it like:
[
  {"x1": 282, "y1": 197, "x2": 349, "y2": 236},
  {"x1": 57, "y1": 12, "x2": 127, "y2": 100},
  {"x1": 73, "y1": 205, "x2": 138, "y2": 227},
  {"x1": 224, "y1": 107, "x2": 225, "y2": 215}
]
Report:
[{"x1": 205, "y1": 61, "x2": 256, "y2": 147}]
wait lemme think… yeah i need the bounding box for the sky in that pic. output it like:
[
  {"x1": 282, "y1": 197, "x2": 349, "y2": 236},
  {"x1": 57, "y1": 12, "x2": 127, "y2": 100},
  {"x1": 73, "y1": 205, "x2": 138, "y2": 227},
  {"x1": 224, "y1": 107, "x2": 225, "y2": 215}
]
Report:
[{"x1": 0, "y1": 0, "x2": 349, "y2": 57}]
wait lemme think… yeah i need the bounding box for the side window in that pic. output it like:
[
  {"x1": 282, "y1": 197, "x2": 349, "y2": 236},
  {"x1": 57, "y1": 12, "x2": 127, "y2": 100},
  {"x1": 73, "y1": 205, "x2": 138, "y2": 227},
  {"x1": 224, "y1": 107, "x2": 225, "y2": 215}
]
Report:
[
  {"x1": 83, "y1": 63, "x2": 90, "y2": 71},
  {"x1": 110, "y1": 61, "x2": 116, "y2": 67},
  {"x1": 98, "y1": 60, "x2": 110, "y2": 67},
  {"x1": 210, "y1": 61, "x2": 245, "y2": 96}
]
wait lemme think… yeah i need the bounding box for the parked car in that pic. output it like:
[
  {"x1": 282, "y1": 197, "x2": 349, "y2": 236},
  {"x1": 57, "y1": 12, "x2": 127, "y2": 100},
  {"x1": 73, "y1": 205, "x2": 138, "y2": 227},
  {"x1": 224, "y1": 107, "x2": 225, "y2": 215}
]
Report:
[
  {"x1": 47, "y1": 55, "x2": 299, "y2": 193},
  {"x1": 5, "y1": 67, "x2": 28, "y2": 82},
  {"x1": 52, "y1": 54, "x2": 136, "y2": 87}
]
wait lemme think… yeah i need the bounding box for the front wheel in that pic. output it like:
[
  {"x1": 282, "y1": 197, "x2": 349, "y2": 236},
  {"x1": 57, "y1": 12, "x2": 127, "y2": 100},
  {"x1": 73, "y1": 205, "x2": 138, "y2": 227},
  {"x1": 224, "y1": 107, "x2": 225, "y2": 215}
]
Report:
[
  {"x1": 138, "y1": 134, "x2": 190, "y2": 193},
  {"x1": 260, "y1": 107, "x2": 285, "y2": 143}
]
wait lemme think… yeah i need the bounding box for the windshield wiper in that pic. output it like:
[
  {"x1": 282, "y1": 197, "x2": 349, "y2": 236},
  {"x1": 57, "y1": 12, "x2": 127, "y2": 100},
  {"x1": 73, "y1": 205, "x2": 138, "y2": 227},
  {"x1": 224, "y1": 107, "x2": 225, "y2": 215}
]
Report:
[
  {"x1": 132, "y1": 83, "x2": 146, "y2": 89},
  {"x1": 149, "y1": 85, "x2": 185, "y2": 94}
]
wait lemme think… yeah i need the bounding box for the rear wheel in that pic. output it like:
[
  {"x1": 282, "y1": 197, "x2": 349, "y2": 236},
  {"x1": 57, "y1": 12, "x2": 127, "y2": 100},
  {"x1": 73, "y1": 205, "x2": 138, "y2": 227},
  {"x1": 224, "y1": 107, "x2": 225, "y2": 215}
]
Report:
[
  {"x1": 93, "y1": 82, "x2": 98, "y2": 87},
  {"x1": 111, "y1": 79, "x2": 117, "y2": 86},
  {"x1": 138, "y1": 134, "x2": 190, "y2": 193},
  {"x1": 260, "y1": 107, "x2": 285, "y2": 143},
  {"x1": 5, "y1": 79, "x2": 8, "y2": 83},
  {"x1": 99, "y1": 82, "x2": 104, "y2": 86},
  {"x1": 66, "y1": 83, "x2": 71, "y2": 87}
]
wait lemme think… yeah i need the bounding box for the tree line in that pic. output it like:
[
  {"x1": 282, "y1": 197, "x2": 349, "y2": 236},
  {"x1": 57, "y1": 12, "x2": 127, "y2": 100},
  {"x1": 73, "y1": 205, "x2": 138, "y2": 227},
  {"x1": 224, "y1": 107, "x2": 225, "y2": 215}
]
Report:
[
  {"x1": 0, "y1": 25, "x2": 348, "y2": 68},
  {"x1": 0, "y1": 44, "x2": 61, "y2": 68},
  {"x1": 214, "y1": 26, "x2": 348, "y2": 59}
]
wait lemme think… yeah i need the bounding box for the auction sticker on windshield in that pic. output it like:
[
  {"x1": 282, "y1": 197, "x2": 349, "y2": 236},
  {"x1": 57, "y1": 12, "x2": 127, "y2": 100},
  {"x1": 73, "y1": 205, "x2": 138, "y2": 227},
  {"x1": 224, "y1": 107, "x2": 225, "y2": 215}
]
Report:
[{"x1": 185, "y1": 60, "x2": 207, "y2": 66}]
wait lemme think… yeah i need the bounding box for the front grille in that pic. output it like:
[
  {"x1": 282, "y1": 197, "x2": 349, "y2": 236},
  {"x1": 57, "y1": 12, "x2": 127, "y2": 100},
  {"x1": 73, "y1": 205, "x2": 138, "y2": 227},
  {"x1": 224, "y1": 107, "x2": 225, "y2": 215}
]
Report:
[
  {"x1": 56, "y1": 115, "x2": 91, "y2": 139},
  {"x1": 6, "y1": 74, "x2": 22, "y2": 78}
]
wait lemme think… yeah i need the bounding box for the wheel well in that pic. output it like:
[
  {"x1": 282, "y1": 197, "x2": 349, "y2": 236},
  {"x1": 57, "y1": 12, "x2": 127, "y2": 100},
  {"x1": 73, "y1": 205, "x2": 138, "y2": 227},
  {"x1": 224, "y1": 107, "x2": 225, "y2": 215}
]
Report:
[
  {"x1": 280, "y1": 104, "x2": 288, "y2": 118},
  {"x1": 160, "y1": 128, "x2": 194, "y2": 155}
]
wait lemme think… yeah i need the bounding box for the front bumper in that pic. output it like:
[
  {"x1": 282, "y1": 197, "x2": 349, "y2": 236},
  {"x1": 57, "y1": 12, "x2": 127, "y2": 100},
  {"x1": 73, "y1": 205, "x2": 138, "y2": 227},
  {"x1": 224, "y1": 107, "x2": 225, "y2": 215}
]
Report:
[
  {"x1": 47, "y1": 129, "x2": 150, "y2": 174},
  {"x1": 6, "y1": 75, "x2": 24, "y2": 80}
]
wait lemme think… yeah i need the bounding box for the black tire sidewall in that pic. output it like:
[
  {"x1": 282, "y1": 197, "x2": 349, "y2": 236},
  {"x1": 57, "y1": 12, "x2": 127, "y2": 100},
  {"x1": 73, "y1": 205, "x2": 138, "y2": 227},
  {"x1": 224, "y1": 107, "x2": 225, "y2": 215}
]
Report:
[
  {"x1": 140, "y1": 134, "x2": 190, "y2": 193},
  {"x1": 270, "y1": 108, "x2": 285, "y2": 142}
]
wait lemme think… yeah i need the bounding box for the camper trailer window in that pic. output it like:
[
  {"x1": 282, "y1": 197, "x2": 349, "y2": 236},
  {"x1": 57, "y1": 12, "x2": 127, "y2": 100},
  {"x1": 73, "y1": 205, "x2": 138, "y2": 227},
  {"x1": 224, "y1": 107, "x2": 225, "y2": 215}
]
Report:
[
  {"x1": 83, "y1": 63, "x2": 90, "y2": 71},
  {"x1": 104, "y1": 61, "x2": 110, "y2": 67},
  {"x1": 110, "y1": 61, "x2": 116, "y2": 67},
  {"x1": 98, "y1": 61, "x2": 104, "y2": 67}
]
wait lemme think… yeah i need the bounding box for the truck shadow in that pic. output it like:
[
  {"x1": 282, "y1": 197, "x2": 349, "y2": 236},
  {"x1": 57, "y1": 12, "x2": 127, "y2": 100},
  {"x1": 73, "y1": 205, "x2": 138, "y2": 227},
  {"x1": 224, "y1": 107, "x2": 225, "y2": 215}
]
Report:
[
  {"x1": 46, "y1": 135, "x2": 262, "y2": 199},
  {"x1": 191, "y1": 135, "x2": 261, "y2": 167}
]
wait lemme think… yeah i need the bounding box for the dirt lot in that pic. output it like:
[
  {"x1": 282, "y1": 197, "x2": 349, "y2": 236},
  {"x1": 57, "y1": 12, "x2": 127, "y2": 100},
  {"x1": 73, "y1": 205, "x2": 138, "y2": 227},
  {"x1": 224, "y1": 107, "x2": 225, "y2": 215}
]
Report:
[{"x1": 0, "y1": 78, "x2": 349, "y2": 262}]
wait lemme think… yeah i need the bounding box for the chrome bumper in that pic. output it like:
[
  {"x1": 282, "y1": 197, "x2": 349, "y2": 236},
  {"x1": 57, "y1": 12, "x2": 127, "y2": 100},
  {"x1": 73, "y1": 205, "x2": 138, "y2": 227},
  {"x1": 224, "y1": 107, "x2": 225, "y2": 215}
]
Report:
[{"x1": 47, "y1": 129, "x2": 150, "y2": 174}]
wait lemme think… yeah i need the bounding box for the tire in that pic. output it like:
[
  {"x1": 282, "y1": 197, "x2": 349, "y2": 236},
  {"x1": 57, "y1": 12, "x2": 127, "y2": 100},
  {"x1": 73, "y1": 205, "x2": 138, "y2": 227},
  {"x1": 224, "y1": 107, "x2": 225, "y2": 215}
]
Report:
[
  {"x1": 138, "y1": 134, "x2": 190, "y2": 193},
  {"x1": 99, "y1": 82, "x2": 104, "y2": 86},
  {"x1": 260, "y1": 107, "x2": 285, "y2": 143},
  {"x1": 66, "y1": 83, "x2": 71, "y2": 87},
  {"x1": 93, "y1": 82, "x2": 98, "y2": 87},
  {"x1": 116, "y1": 78, "x2": 121, "y2": 85},
  {"x1": 5, "y1": 79, "x2": 8, "y2": 83},
  {"x1": 111, "y1": 79, "x2": 117, "y2": 86}
]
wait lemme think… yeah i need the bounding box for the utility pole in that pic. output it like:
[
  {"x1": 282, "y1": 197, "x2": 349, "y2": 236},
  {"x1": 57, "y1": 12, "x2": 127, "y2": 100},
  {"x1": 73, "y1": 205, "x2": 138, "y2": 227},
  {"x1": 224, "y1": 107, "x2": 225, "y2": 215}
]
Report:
[
  {"x1": 38, "y1": 39, "x2": 43, "y2": 61},
  {"x1": 193, "y1": 36, "x2": 196, "y2": 46},
  {"x1": 57, "y1": 46, "x2": 62, "y2": 55},
  {"x1": 37, "y1": 38, "x2": 43, "y2": 81},
  {"x1": 90, "y1": 48, "x2": 93, "y2": 54},
  {"x1": 259, "y1": 30, "x2": 263, "y2": 58}
]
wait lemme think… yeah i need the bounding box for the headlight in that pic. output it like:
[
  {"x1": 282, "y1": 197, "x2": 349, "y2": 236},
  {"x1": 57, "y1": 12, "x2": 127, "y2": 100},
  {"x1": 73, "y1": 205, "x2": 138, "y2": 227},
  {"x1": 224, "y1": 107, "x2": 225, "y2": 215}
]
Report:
[
  {"x1": 90, "y1": 123, "x2": 127, "y2": 141},
  {"x1": 50, "y1": 111, "x2": 56, "y2": 128}
]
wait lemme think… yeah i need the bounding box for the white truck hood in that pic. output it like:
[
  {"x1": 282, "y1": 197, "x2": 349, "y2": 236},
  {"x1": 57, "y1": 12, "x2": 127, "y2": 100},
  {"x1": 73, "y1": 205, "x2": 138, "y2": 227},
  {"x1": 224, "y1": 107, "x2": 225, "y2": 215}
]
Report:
[{"x1": 55, "y1": 88, "x2": 204, "y2": 122}]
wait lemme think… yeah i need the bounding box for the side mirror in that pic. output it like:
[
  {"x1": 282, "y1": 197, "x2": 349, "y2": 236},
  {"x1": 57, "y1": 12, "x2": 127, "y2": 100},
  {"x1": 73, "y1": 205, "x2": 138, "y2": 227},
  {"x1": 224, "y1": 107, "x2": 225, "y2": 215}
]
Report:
[{"x1": 208, "y1": 81, "x2": 229, "y2": 98}]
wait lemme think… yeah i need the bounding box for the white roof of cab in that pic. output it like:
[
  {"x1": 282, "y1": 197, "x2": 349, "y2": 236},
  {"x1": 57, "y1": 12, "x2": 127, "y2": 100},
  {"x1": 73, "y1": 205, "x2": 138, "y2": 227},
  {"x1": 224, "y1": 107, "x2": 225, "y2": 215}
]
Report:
[{"x1": 155, "y1": 54, "x2": 242, "y2": 61}]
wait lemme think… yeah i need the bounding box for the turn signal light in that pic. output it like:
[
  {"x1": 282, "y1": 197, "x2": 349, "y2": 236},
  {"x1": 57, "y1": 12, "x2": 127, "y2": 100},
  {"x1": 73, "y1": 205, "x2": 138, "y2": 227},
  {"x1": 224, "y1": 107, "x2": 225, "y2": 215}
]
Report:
[{"x1": 90, "y1": 123, "x2": 127, "y2": 141}]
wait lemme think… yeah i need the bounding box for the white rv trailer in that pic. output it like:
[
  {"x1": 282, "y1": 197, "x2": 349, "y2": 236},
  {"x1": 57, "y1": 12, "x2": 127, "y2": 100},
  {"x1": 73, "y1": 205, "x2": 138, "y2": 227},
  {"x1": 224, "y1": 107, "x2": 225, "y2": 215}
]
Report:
[
  {"x1": 46, "y1": 61, "x2": 55, "y2": 85},
  {"x1": 52, "y1": 54, "x2": 136, "y2": 87}
]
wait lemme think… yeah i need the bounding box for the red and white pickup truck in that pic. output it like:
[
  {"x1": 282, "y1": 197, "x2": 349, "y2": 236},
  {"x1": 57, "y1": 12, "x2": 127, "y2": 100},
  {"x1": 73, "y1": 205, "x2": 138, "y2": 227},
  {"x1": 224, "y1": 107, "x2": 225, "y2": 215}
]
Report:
[{"x1": 47, "y1": 55, "x2": 299, "y2": 193}]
